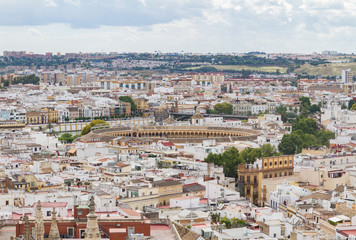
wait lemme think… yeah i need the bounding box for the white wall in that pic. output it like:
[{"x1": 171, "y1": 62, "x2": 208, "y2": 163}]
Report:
[{"x1": 170, "y1": 197, "x2": 200, "y2": 209}]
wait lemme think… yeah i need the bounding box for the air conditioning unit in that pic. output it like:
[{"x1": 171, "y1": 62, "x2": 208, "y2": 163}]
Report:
[{"x1": 202, "y1": 229, "x2": 213, "y2": 239}]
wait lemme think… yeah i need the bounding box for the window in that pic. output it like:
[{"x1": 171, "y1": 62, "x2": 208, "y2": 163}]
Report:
[
  {"x1": 78, "y1": 210, "x2": 82, "y2": 215},
  {"x1": 80, "y1": 230, "x2": 85, "y2": 238},
  {"x1": 47, "y1": 211, "x2": 51, "y2": 216},
  {"x1": 5, "y1": 201, "x2": 9, "y2": 206},
  {"x1": 68, "y1": 228, "x2": 74, "y2": 237},
  {"x1": 128, "y1": 227, "x2": 135, "y2": 236}
]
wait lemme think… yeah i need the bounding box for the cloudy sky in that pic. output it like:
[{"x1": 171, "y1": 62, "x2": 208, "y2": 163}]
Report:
[{"x1": 0, "y1": 0, "x2": 355, "y2": 54}]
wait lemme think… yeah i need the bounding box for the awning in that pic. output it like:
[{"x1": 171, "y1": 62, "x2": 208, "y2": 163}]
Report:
[{"x1": 67, "y1": 148, "x2": 77, "y2": 154}]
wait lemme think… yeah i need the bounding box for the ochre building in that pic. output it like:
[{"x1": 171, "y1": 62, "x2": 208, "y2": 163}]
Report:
[{"x1": 238, "y1": 155, "x2": 294, "y2": 206}]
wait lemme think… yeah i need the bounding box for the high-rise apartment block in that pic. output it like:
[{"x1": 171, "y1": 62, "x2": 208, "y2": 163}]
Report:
[{"x1": 342, "y1": 68, "x2": 353, "y2": 83}]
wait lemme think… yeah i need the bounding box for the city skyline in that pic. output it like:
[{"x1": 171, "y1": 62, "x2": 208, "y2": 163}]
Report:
[{"x1": 0, "y1": 0, "x2": 355, "y2": 54}]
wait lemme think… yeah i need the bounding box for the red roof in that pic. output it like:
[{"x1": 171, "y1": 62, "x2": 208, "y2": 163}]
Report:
[
  {"x1": 161, "y1": 141, "x2": 175, "y2": 147},
  {"x1": 115, "y1": 163, "x2": 130, "y2": 168},
  {"x1": 119, "y1": 208, "x2": 140, "y2": 216},
  {"x1": 339, "y1": 230, "x2": 356, "y2": 237},
  {"x1": 183, "y1": 183, "x2": 200, "y2": 187}
]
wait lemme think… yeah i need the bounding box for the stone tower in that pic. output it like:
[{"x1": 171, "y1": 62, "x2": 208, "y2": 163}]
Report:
[
  {"x1": 48, "y1": 208, "x2": 61, "y2": 240},
  {"x1": 35, "y1": 201, "x2": 44, "y2": 240},
  {"x1": 84, "y1": 196, "x2": 101, "y2": 240},
  {"x1": 23, "y1": 215, "x2": 31, "y2": 240}
]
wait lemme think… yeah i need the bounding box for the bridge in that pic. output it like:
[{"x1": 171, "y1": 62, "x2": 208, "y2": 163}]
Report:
[{"x1": 169, "y1": 112, "x2": 249, "y2": 121}]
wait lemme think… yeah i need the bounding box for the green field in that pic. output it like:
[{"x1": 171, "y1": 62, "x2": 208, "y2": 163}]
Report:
[
  {"x1": 187, "y1": 65, "x2": 287, "y2": 73},
  {"x1": 295, "y1": 61, "x2": 356, "y2": 76}
]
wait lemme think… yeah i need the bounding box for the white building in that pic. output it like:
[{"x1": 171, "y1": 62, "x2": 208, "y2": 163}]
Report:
[
  {"x1": 342, "y1": 69, "x2": 353, "y2": 83},
  {"x1": 170, "y1": 196, "x2": 200, "y2": 209}
]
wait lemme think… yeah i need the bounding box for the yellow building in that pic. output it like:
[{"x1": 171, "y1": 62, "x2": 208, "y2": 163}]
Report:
[
  {"x1": 120, "y1": 185, "x2": 159, "y2": 211},
  {"x1": 43, "y1": 107, "x2": 59, "y2": 123},
  {"x1": 109, "y1": 101, "x2": 131, "y2": 117},
  {"x1": 153, "y1": 180, "x2": 183, "y2": 206},
  {"x1": 134, "y1": 98, "x2": 149, "y2": 112},
  {"x1": 238, "y1": 155, "x2": 294, "y2": 206},
  {"x1": 26, "y1": 109, "x2": 46, "y2": 124},
  {"x1": 26, "y1": 108, "x2": 58, "y2": 124}
]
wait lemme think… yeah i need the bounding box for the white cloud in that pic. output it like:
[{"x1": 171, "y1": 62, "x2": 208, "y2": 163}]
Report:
[
  {"x1": 244, "y1": 0, "x2": 292, "y2": 17},
  {"x1": 43, "y1": 0, "x2": 57, "y2": 7},
  {"x1": 211, "y1": 0, "x2": 242, "y2": 11},
  {"x1": 63, "y1": 0, "x2": 80, "y2": 6},
  {"x1": 0, "y1": 0, "x2": 355, "y2": 53},
  {"x1": 27, "y1": 28, "x2": 41, "y2": 36},
  {"x1": 139, "y1": 0, "x2": 147, "y2": 7}
]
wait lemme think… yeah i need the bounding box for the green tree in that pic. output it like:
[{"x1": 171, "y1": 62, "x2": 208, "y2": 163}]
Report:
[
  {"x1": 58, "y1": 133, "x2": 78, "y2": 143},
  {"x1": 310, "y1": 104, "x2": 320, "y2": 113},
  {"x1": 220, "y1": 217, "x2": 232, "y2": 229},
  {"x1": 119, "y1": 96, "x2": 137, "y2": 113},
  {"x1": 205, "y1": 144, "x2": 279, "y2": 178},
  {"x1": 213, "y1": 102, "x2": 233, "y2": 115},
  {"x1": 278, "y1": 117, "x2": 335, "y2": 154},
  {"x1": 278, "y1": 134, "x2": 297, "y2": 154},
  {"x1": 12, "y1": 74, "x2": 40, "y2": 85},
  {"x1": 80, "y1": 119, "x2": 108, "y2": 136},
  {"x1": 293, "y1": 117, "x2": 318, "y2": 135},
  {"x1": 276, "y1": 105, "x2": 288, "y2": 122},
  {"x1": 349, "y1": 99, "x2": 355, "y2": 109},
  {"x1": 205, "y1": 147, "x2": 241, "y2": 178},
  {"x1": 299, "y1": 97, "x2": 311, "y2": 107},
  {"x1": 351, "y1": 103, "x2": 356, "y2": 111},
  {"x1": 260, "y1": 144, "x2": 279, "y2": 157},
  {"x1": 316, "y1": 130, "x2": 335, "y2": 146}
]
